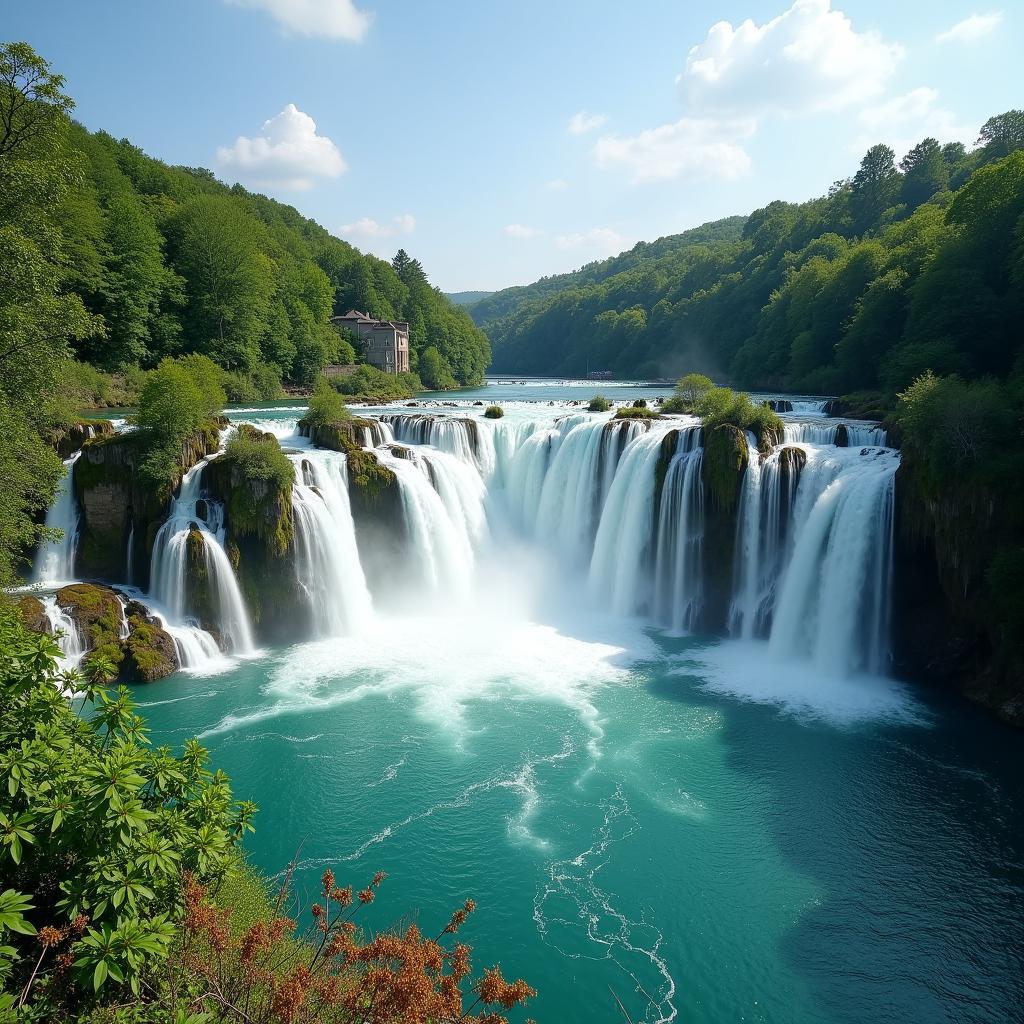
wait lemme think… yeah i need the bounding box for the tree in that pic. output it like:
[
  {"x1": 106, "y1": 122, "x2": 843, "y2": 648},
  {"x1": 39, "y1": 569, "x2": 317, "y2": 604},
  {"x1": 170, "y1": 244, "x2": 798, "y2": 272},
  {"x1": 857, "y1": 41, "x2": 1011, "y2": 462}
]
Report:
[
  {"x1": 977, "y1": 110, "x2": 1024, "y2": 160},
  {"x1": 663, "y1": 373, "x2": 714, "y2": 413},
  {"x1": 851, "y1": 144, "x2": 900, "y2": 231},
  {"x1": 0, "y1": 41, "x2": 73, "y2": 160},
  {"x1": 900, "y1": 137, "x2": 948, "y2": 210},
  {"x1": 419, "y1": 345, "x2": 457, "y2": 390},
  {"x1": 170, "y1": 195, "x2": 273, "y2": 369},
  {"x1": 392, "y1": 247, "x2": 426, "y2": 288}
]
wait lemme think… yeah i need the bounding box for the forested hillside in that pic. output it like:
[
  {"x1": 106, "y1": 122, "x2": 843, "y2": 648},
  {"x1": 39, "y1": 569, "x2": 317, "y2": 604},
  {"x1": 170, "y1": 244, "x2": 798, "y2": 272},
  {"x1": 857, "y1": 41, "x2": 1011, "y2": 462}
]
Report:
[
  {"x1": 476, "y1": 121, "x2": 1024, "y2": 397},
  {"x1": 471, "y1": 216, "x2": 745, "y2": 339}
]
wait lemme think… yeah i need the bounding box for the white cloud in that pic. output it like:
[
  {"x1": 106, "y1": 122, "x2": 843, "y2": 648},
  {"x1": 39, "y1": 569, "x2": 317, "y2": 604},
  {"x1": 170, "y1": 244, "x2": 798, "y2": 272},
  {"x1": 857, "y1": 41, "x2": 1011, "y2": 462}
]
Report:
[
  {"x1": 854, "y1": 87, "x2": 974, "y2": 158},
  {"x1": 594, "y1": 117, "x2": 754, "y2": 184},
  {"x1": 568, "y1": 110, "x2": 607, "y2": 135},
  {"x1": 225, "y1": 0, "x2": 372, "y2": 41},
  {"x1": 554, "y1": 228, "x2": 624, "y2": 255},
  {"x1": 217, "y1": 104, "x2": 346, "y2": 190},
  {"x1": 339, "y1": 213, "x2": 416, "y2": 240},
  {"x1": 680, "y1": 0, "x2": 903, "y2": 116},
  {"x1": 504, "y1": 224, "x2": 542, "y2": 239},
  {"x1": 935, "y1": 11, "x2": 1003, "y2": 43},
  {"x1": 545, "y1": 178, "x2": 569, "y2": 191}
]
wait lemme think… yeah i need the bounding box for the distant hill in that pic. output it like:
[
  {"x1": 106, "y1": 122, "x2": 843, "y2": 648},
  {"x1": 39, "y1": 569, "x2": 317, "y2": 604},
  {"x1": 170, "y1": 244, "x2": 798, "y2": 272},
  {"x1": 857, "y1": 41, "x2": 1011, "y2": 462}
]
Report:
[
  {"x1": 446, "y1": 290, "x2": 494, "y2": 306},
  {"x1": 468, "y1": 217, "x2": 747, "y2": 329}
]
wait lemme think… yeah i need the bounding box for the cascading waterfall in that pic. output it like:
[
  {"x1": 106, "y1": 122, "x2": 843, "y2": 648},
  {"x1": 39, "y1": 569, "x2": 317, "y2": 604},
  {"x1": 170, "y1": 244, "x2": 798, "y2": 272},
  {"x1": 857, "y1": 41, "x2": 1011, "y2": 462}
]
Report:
[
  {"x1": 767, "y1": 447, "x2": 898, "y2": 675},
  {"x1": 783, "y1": 422, "x2": 888, "y2": 446},
  {"x1": 32, "y1": 454, "x2": 81, "y2": 585},
  {"x1": 290, "y1": 451, "x2": 372, "y2": 635},
  {"x1": 588, "y1": 429, "x2": 665, "y2": 616},
  {"x1": 375, "y1": 446, "x2": 487, "y2": 599},
  {"x1": 148, "y1": 461, "x2": 255, "y2": 659},
  {"x1": 652, "y1": 427, "x2": 705, "y2": 631},
  {"x1": 41, "y1": 596, "x2": 85, "y2": 671}
]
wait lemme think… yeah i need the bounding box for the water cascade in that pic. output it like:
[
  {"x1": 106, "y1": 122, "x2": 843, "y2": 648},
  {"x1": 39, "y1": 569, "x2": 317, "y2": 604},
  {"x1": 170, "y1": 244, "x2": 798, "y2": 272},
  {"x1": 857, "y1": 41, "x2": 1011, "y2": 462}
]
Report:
[
  {"x1": 652, "y1": 427, "x2": 705, "y2": 631},
  {"x1": 148, "y1": 461, "x2": 255, "y2": 658},
  {"x1": 290, "y1": 451, "x2": 372, "y2": 635},
  {"x1": 32, "y1": 454, "x2": 81, "y2": 585},
  {"x1": 41, "y1": 596, "x2": 85, "y2": 671}
]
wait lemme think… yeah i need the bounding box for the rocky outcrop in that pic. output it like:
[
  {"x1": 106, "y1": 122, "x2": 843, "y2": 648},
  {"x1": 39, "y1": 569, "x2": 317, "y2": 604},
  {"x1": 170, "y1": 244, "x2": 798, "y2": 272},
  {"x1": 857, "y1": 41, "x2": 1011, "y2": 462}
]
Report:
[
  {"x1": 74, "y1": 423, "x2": 221, "y2": 586},
  {"x1": 834, "y1": 424, "x2": 849, "y2": 447},
  {"x1": 700, "y1": 425, "x2": 749, "y2": 631},
  {"x1": 16, "y1": 595, "x2": 49, "y2": 634},
  {"x1": 55, "y1": 582, "x2": 125, "y2": 671},
  {"x1": 48, "y1": 419, "x2": 115, "y2": 459},
  {"x1": 120, "y1": 609, "x2": 178, "y2": 683}
]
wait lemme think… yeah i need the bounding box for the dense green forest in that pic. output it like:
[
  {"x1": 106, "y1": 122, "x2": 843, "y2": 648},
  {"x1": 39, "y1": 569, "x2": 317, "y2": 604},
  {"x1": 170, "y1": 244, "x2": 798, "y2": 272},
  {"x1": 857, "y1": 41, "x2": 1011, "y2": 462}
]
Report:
[{"x1": 473, "y1": 123, "x2": 1024, "y2": 397}]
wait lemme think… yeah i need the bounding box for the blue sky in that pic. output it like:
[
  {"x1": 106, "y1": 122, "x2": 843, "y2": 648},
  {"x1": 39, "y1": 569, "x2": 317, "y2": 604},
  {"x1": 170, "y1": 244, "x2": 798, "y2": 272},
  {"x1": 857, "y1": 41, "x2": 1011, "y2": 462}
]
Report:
[{"x1": 7, "y1": 0, "x2": 1023, "y2": 291}]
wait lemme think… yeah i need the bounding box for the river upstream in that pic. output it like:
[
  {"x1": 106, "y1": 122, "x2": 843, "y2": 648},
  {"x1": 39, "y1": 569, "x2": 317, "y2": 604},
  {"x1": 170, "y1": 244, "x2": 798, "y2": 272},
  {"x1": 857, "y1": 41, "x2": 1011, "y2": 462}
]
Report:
[{"x1": 85, "y1": 380, "x2": 1023, "y2": 1023}]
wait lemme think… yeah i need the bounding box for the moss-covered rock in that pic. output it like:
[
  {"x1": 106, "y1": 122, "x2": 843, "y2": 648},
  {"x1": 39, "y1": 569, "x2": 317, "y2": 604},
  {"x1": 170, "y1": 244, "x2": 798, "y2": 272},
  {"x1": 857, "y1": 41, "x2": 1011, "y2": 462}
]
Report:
[
  {"x1": 834, "y1": 424, "x2": 849, "y2": 447},
  {"x1": 120, "y1": 613, "x2": 178, "y2": 683},
  {"x1": 74, "y1": 423, "x2": 221, "y2": 585},
  {"x1": 16, "y1": 595, "x2": 49, "y2": 634},
  {"x1": 48, "y1": 419, "x2": 115, "y2": 459},
  {"x1": 204, "y1": 427, "x2": 300, "y2": 643},
  {"x1": 55, "y1": 583, "x2": 125, "y2": 674},
  {"x1": 702, "y1": 425, "x2": 749, "y2": 514}
]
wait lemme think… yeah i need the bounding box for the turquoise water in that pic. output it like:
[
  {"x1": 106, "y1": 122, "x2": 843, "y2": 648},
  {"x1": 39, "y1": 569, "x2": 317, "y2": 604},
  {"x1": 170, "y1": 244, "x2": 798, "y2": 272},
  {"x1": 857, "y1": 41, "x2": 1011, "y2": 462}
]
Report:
[
  {"x1": 135, "y1": 601, "x2": 1024, "y2": 1024},
  {"x1": 130, "y1": 388, "x2": 1023, "y2": 1023}
]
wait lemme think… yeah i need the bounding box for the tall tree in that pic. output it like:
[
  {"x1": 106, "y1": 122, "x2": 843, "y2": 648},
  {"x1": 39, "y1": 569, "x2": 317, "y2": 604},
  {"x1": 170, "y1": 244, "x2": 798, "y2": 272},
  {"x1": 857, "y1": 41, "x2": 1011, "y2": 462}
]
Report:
[
  {"x1": 900, "y1": 137, "x2": 948, "y2": 210},
  {"x1": 977, "y1": 110, "x2": 1024, "y2": 160},
  {"x1": 851, "y1": 144, "x2": 900, "y2": 231}
]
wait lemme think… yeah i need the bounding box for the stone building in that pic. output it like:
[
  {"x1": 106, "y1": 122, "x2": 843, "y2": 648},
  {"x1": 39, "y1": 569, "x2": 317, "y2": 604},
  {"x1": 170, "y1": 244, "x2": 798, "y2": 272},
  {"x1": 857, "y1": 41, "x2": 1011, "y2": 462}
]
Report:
[{"x1": 331, "y1": 309, "x2": 410, "y2": 374}]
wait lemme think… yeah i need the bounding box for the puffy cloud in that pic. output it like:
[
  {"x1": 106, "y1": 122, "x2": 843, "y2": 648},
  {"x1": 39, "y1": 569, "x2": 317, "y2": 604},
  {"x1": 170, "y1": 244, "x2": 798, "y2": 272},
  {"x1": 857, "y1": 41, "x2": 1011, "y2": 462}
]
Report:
[
  {"x1": 339, "y1": 214, "x2": 416, "y2": 240},
  {"x1": 217, "y1": 104, "x2": 346, "y2": 190},
  {"x1": 505, "y1": 224, "x2": 543, "y2": 239},
  {"x1": 679, "y1": 0, "x2": 903, "y2": 116},
  {"x1": 594, "y1": 117, "x2": 754, "y2": 184},
  {"x1": 854, "y1": 87, "x2": 974, "y2": 158},
  {"x1": 935, "y1": 11, "x2": 1003, "y2": 43},
  {"x1": 568, "y1": 110, "x2": 607, "y2": 135},
  {"x1": 225, "y1": 0, "x2": 372, "y2": 41},
  {"x1": 554, "y1": 228, "x2": 624, "y2": 255}
]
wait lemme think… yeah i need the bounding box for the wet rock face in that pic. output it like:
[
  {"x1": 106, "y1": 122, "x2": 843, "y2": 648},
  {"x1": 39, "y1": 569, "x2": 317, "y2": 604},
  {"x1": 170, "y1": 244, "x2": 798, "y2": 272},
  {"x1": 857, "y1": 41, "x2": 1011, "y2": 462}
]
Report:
[
  {"x1": 17, "y1": 596, "x2": 49, "y2": 634},
  {"x1": 120, "y1": 614, "x2": 178, "y2": 683},
  {"x1": 834, "y1": 423, "x2": 849, "y2": 447},
  {"x1": 49, "y1": 419, "x2": 115, "y2": 459},
  {"x1": 73, "y1": 424, "x2": 221, "y2": 586},
  {"x1": 701, "y1": 424, "x2": 749, "y2": 514},
  {"x1": 55, "y1": 582, "x2": 126, "y2": 674}
]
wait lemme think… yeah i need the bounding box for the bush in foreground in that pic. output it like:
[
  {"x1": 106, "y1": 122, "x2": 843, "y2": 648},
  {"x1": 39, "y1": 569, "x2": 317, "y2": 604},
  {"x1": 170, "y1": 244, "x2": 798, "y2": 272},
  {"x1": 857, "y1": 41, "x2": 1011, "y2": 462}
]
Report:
[
  {"x1": 483, "y1": 405, "x2": 504, "y2": 419},
  {"x1": 304, "y1": 376, "x2": 352, "y2": 430},
  {"x1": 613, "y1": 406, "x2": 660, "y2": 420},
  {"x1": 662, "y1": 374, "x2": 714, "y2": 414},
  {"x1": 587, "y1": 395, "x2": 611, "y2": 412}
]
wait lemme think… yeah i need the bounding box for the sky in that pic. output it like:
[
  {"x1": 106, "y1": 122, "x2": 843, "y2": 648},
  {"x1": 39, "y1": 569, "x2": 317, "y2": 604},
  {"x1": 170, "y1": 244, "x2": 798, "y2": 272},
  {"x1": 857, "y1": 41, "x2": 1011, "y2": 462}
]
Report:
[{"x1": 6, "y1": 0, "x2": 1023, "y2": 291}]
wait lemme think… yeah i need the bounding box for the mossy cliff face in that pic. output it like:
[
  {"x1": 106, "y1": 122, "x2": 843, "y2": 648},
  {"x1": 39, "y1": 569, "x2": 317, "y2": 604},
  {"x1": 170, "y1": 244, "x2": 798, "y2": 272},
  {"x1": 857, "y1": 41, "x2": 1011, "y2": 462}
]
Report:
[
  {"x1": 56, "y1": 582, "x2": 126, "y2": 673},
  {"x1": 205, "y1": 429, "x2": 300, "y2": 643},
  {"x1": 74, "y1": 423, "x2": 221, "y2": 586},
  {"x1": 120, "y1": 605, "x2": 177, "y2": 683},
  {"x1": 700, "y1": 424, "x2": 749, "y2": 631},
  {"x1": 43, "y1": 585, "x2": 178, "y2": 682},
  {"x1": 892, "y1": 454, "x2": 1024, "y2": 725},
  {"x1": 16, "y1": 595, "x2": 49, "y2": 634},
  {"x1": 48, "y1": 419, "x2": 115, "y2": 459}
]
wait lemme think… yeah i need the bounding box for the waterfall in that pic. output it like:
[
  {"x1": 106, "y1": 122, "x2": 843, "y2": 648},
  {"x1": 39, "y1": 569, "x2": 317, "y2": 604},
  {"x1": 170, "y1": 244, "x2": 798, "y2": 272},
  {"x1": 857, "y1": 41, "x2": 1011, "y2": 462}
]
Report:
[
  {"x1": 767, "y1": 447, "x2": 898, "y2": 675},
  {"x1": 41, "y1": 596, "x2": 85, "y2": 672},
  {"x1": 148, "y1": 461, "x2": 254, "y2": 657},
  {"x1": 125, "y1": 523, "x2": 135, "y2": 586},
  {"x1": 375, "y1": 447, "x2": 486, "y2": 599},
  {"x1": 32, "y1": 454, "x2": 81, "y2": 585},
  {"x1": 782, "y1": 422, "x2": 887, "y2": 446},
  {"x1": 652, "y1": 428, "x2": 704, "y2": 631},
  {"x1": 291, "y1": 451, "x2": 372, "y2": 636},
  {"x1": 588, "y1": 429, "x2": 664, "y2": 616}
]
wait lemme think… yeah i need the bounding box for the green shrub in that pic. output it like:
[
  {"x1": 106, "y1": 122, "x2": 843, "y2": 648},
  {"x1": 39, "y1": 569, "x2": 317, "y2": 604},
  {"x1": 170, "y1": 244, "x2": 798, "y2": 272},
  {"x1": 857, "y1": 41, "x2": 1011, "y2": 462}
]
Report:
[
  {"x1": 613, "y1": 406, "x2": 660, "y2": 420},
  {"x1": 331, "y1": 365, "x2": 422, "y2": 402},
  {"x1": 223, "y1": 427, "x2": 295, "y2": 491},
  {"x1": 697, "y1": 386, "x2": 782, "y2": 445},
  {"x1": 304, "y1": 376, "x2": 350, "y2": 428},
  {"x1": 588, "y1": 394, "x2": 611, "y2": 412},
  {"x1": 662, "y1": 373, "x2": 714, "y2": 414},
  {"x1": 0, "y1": 609, "x2": 254, "y2": 1009},
  {"x1": 419, "y1": 345, "x2": 458, "y2": 390},
  {"x1": 483, "y1": 405, "x2": 504, "y2": 419}
]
